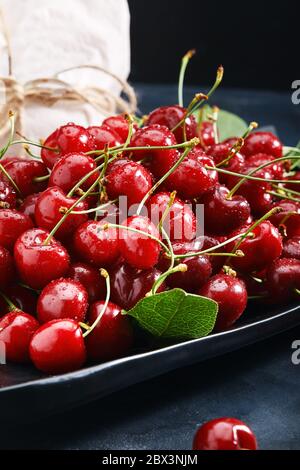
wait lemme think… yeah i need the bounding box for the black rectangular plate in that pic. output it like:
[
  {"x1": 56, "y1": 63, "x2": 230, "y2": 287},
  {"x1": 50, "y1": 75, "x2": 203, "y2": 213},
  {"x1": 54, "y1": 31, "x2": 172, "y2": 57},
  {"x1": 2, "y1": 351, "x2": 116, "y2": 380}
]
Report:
[{"x1": 0, "y1": 302, "x2": 299, "y2": 423}]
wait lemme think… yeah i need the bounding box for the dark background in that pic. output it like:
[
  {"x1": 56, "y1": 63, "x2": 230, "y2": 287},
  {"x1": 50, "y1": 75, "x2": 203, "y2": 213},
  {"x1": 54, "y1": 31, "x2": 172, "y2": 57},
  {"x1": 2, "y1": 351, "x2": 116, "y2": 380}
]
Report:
[{"x1": 128, "y1": 0, "x2": 298, "y2": 90}]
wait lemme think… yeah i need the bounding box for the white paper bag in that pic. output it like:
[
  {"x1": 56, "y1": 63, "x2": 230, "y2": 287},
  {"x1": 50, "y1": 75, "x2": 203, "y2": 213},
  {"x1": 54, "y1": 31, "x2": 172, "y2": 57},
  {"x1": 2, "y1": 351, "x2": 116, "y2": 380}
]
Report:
[{"x1": 0, "y1": 0, "x2": 131, "y2": 147}]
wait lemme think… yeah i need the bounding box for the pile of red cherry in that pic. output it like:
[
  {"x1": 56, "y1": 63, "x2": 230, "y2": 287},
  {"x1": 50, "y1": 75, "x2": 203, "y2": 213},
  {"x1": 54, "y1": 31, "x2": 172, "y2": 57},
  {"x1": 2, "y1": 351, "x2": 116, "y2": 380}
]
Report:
[{"x1": 0, "y1": 102, "x2": 299, "y2": 375}]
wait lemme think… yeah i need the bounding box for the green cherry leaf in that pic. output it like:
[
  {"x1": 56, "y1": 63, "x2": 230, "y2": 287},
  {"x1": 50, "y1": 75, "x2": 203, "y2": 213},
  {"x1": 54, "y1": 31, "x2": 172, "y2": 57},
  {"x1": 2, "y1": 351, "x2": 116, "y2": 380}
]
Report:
[
  {"x1": 124, "y1": 288, "x2": 218, "y2": 340},
  {"x1": 195, "y1": 105, "x2": 248, "y2": 141}
]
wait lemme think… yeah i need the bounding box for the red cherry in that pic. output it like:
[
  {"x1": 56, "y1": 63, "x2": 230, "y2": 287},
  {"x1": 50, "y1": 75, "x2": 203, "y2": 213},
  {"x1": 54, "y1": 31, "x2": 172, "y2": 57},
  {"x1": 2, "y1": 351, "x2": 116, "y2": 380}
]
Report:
[
  {"x1": 270, "y1": 200, "x2": 300, "y2": 238},
  {"x1": 88, "y1": 124, "x2": 121, "y2": 151},
  {"x1": 129, "y1": 125, "x2": 179, "y2": 177},
  {"x1": 35, "y1": 187, "x2": 88, "y2": 240},
  {"x1": 146, "y1": 105, "x2": 197, "y2": 143},
  {"x1": 147, "y1": 191, "x2": 197, "y2": 242},
  {"x1": 0, "y1": 246, "x2": 14, "y2": 286},
  {"x1": 19, "y1": 193, "x2": 40, "y2": 223},
  {"x1": 14, "y1": 228, "x2": 70, "y2": 289},
  {"x1": 119, "y1": 216, "x2": 161, "y2": 270},
  {"x1": 110, "y1": 262, "x2": 165, "y2": 310},
  {"x1": 3, "y1": 158, "x2": 48, "y2": 197},
  {"x1": 166, "y1": 252, "x2": 212, "y2": 293},
  {"x1": 0, "y1": 311, "x2": 39, "y2": 363},
  {"x1": 41, "y1": 123, "x2": 96, "y2": 168},
  {"x1": 198, "y1": 121, "x2": 217, "y2": 148},
  {"x1": 30, "y1": 319, "x2": 86, "y2": 374},
  {"x1": 106, "y1": 159, "x2": 153, "y2": 207},
  {"x1": 102, "y1": 114, "x2": 138, "y2": 142},
  {"x1": 282, "y1": 237, "x2": 300, "y2": 260},
  {"x1": 206, "y1": 143, "x2": 245, "y2": 186},
  {"x1": 37, "y1": 278, "x2": 88, "y2": 324},
  {"x1": 85, "y1": 301, "x2": 133, "y2": 362},
  {"x1": 0, "y1": 179, "x2": 17, "y2": 209},
  {"x1": 67, "y1": 262, "x2": 106, "y2": 303},
  {"x1": 266, "y1": 257, "x2": 300, "y2": 303},
  {"x1": 48, "y1": 153, "x2": 100, "y2": 193},
  {"x1": 73, "y1": 220, "x2": 120, "y2": 267},
  {"x1": 0, "y1": 209, "x2": 33, "y2": 251},
  {"x1": 230, "y1": 221, "x2": 283, "y2": 273},
  {"x1": 201, "y1": 185, "x2": 251, "y2": 235},
  {"x1": 193, "y1": 417, "x2": 257, "y2": 450},
  {"x1": 199, "y1": 274, "x2": 247, "y2": 331},
  {"x1": 242, "y1": 131, "x2": 282, "y2": 158},
  {"x1": 166, "y1": 149, "x2": 218, "y2": 199}
]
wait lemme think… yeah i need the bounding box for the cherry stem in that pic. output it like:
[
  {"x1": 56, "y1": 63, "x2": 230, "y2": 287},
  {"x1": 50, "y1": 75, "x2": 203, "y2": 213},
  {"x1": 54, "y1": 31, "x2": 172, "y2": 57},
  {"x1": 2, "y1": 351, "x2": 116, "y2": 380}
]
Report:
[
  {"x1": 173, "y1": 231, "x2": 252, "y2": 259},
  {"x1": 279, "y1": 211, "x2": 298, "y2": 227},
  {"x1": 23, "y1": 145, "x2": 42, "y2": 160},
  {"x1": 226, "y1": 155, "x2": 300, "y2": 199},
  {"x1": 272, "y1": 184, "x2": 300, "y2": 197},
  {"x1": 158, "y1": 191, "x2": 177, "y2": 232},
  {"x1": 136, "y1": 138, "x2": 199, "y2": 215},
  {"x1": 216, "y1": 122, "x2": 258, "y2": 168},
  {"x1": 0, "y1": 291, "x2": 18, "y2": 311},
  {"x1": 10, "y1": 140, "x2": 59, "y2": 153},
  {"x1": 43, "y1": 174, "x2": 102, "y2": 245},
  {"x1": 211, "y1": 106, "x2": 220, "y2": 145},
  {"x1": 161, "y1": 226, "x2": 175, "y2": 271},
  {"x1": 295, "y1": 289, "x2": 300, "y2": 296},
  {"x1": 82, "y1": 269, "x2": 110, "y2": 338},
  {"x1": 178, "y1": 49, "x2": 196, "y2": 107},
  {"x1": 102, "y1": 223, "x2": 171, "y2": 256},
  {"x1": 0, "y1": 162, "x2": 21, "y2": 195},
  {"x1": 0, "y1": 112, "x2": 15, "y2": 159},
  {"x1": 225, "y1": 206, "x2": 283, "y2": 265},
  {"x1": 69, "y1": 199, "x2": 118, "y2": 215},
  {"x1": 150, "y1": 263, "x2": 188, "y2": 296},
  {"x1": 34, "y1": 174, "x2": 50, "y2": 183},
  {"x1": 267, "y1": 190, "x2": 300, "y2": 203}
]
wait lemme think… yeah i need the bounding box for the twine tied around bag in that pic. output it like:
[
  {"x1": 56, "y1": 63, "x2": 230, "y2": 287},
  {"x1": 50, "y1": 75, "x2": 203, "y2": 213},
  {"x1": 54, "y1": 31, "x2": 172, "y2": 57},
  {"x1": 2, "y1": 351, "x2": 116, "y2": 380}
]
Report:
[{"x1": 0, "y1": 8, "x2": 137, "y2": 145}]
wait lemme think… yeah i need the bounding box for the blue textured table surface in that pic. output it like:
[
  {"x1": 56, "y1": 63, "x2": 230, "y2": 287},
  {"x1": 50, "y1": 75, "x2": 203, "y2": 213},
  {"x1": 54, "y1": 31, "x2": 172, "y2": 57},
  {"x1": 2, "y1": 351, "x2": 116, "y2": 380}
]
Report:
[{"x1": 1, "y1": 85, "x2": 300, "y2": 450}]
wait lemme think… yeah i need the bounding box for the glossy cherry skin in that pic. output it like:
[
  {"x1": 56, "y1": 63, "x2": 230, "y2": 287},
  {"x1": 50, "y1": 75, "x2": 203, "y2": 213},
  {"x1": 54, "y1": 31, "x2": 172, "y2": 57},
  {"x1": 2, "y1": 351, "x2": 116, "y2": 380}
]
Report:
[
  {"x1": 0, "y1": 209, "x2": 33, "y2": 251},
  {"x1": 119, "y1": 216, "x2": 161, "y2": 270},
  {"x1": 73, "y1": 220, "x2": 120, "y2": 267},
  {"x1": 14, "y1": 228, "x2": 70, "y2": 289},
  {"x1": 147, "y1": 191, "x2": 196, "y2": 242},
  {"x1": 146, "y1": 105, "x2": 197, "y2": 143},
  {"x1": 30, "y1": 319, "x2": 86, "y2": 374},
  {"x1": 3, "y1": 158, "x2": 49, "y2": 197},
  {"x1": 88, "y1": 124, "x2": 121, "y2": 151},
  {"x1": 85, "y1": 301, "x2": 133, "y2": 362},
  {"x1": 246, "y1": 153, "x2": 284, "y2": 179},
  {"x1": 0, "y1": 311, "x2": 39, "y2": 363},
  {"x1": 129, "y1": 125, "x2": 179, "y2": 178},
  {"x1": 67, "y1": 262, "x2": 106, "y2": 303},
  {"x1": 270, "y1": 200, "x2": 300, "y2": 238},
  {"x1": 110, "y1": 262, "x2": 165, "y2": 310},
  {"x1": 166, "y1": 149, "x2": 218, "y2": 200},
  {"x1": 198, "y1": 121, "x2": 216, "y2": 148},
  {"x1": 193, "y1": 418, "x2": 257, "y2": 450},
  {"x1": 199, "y1": 274, "x2": 247, "y2": 331},
  {"x1": 266, "y1": 258, "x2": 300, "y2": 303},
  {"x1": 106, "y1": 159, "x2": 153, "y2": 207},
  {"x1": 35, "y1": 187, "x2": 88, "y2": 240},
  {"x1": 41, "y1": 123, "x2": 96, "y2": 169},
  {"x1": 0, "y1": 179, "x2": 17, "y2": 209},
  {"x1": 283, "y1": 237, "x2": 300, "y2": 260},
  {"x1": 242, "y1": 131, "x2": 282, "y2": 158},
  {"x1": 0, "y1": 246, "x2": 14, "y2": 286},
  {"x1": 102, "y1": 114, "x2": 138, "y2": 142},
  {"x1": 19, "y1": 193, "x2": 40, "y2": 223},
  {"x1": 49, "y1": 153, "x2": 100, "y2": 193},
  {"x1": 230, "y1": 221, "x2": 283, "y2": 273},
  {"x1": 37, "y1": 278, "x2": 88, "y2": 324},
  {"x1": 167, "y1": 255, "x2": 212, "y2": 292},
  {"x1": 201, "y1": 185, "x2": 251, "y2": 235}
]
